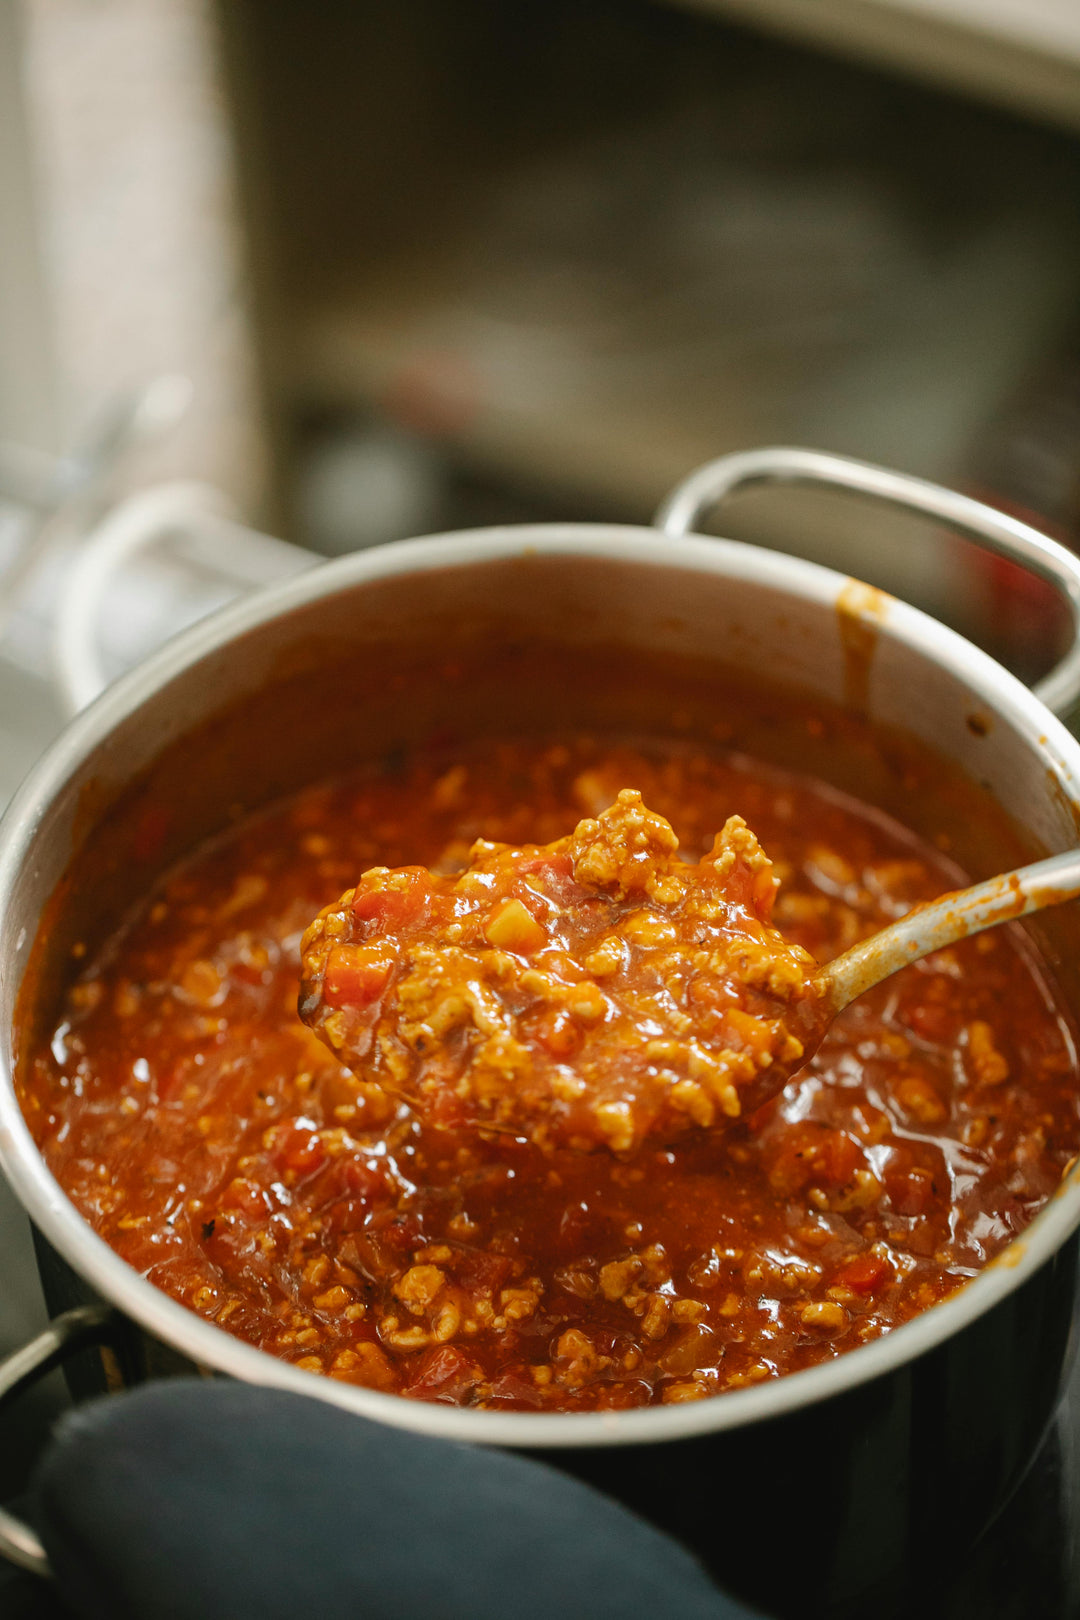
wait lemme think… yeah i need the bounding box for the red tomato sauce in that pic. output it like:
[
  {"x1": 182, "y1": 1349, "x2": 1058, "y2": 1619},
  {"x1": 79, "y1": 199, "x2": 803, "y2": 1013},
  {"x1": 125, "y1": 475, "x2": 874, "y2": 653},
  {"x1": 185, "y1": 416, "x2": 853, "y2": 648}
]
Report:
[{"x1": 18, "y1": 736, "x2": 1080, "y2": 1410}]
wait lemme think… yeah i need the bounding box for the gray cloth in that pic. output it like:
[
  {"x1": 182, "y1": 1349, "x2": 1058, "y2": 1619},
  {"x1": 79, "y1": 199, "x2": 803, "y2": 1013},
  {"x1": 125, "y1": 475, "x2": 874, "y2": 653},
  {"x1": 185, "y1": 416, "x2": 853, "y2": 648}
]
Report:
[{"x1": 0, "y1": 1380, "x2": 761, "y2": 1620}]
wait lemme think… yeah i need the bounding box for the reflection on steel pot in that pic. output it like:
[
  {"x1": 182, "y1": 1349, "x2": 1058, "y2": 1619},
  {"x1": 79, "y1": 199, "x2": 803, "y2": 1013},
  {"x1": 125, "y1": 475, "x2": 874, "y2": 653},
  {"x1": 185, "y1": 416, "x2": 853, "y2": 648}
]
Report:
[{"x1": 4, "y1": 449, "x2": 1080, "y2": 1619}]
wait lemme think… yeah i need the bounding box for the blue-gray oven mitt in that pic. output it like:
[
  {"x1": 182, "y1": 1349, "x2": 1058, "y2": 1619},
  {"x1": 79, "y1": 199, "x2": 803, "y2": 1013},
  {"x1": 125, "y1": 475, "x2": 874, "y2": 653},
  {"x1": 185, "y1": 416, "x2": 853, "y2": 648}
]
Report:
[{"x1": 2, "y1": 1379, "x2": 762, "y2": 1619}]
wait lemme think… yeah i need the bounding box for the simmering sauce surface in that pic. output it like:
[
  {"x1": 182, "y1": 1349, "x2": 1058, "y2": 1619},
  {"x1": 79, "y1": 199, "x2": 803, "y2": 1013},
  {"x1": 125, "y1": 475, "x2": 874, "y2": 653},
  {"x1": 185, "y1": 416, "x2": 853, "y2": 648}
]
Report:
[{"x1": 19, "y1": 737, "x2": 1080, "y2": 1410}]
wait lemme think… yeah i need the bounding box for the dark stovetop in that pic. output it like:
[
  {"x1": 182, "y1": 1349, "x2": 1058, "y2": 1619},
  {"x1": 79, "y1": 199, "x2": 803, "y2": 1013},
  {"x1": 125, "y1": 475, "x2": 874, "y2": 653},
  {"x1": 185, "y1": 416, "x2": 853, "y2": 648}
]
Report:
[{"x1": 939, "y1": 1365, "x2": 1080, "y2": 1620}]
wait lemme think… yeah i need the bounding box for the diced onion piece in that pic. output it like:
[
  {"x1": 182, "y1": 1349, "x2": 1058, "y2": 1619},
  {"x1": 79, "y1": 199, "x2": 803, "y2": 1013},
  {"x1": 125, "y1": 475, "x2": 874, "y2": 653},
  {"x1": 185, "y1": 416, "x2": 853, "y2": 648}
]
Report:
[{"x1": 484, "y1": 897, "x2": 546, "y2": 955}]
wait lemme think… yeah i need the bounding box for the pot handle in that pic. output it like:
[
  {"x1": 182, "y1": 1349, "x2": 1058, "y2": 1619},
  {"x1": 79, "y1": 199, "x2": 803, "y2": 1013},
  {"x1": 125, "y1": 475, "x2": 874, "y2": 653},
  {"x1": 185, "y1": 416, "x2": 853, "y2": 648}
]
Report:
[
  {"x1": 0, "y1": 1303, "x2": 121, "y2": 1576},
  {"x1": 655, "y1": 446, "x2": 1080, "y2": 721},
  {"x1": 52, "y1": 482, "x2": 315, "y2": 716}
]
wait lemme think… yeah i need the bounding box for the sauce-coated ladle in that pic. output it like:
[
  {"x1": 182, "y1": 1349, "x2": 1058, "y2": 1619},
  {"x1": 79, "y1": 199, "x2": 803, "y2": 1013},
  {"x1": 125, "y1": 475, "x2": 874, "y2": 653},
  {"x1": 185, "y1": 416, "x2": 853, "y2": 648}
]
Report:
[
  {"x1": 722, "y1": 848, "x2": 1080, "y2": 1121},
  {"x1": 816, "y1": 848, "x2": 1080, "y2": 1013}
]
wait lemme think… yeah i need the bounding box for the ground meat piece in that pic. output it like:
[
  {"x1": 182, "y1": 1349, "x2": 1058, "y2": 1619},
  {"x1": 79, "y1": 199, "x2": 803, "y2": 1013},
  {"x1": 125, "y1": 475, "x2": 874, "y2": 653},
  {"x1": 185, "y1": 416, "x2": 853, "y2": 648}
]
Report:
[{"x1": 964, "y1": 1019, "x2": 1010, "y2": 1087}]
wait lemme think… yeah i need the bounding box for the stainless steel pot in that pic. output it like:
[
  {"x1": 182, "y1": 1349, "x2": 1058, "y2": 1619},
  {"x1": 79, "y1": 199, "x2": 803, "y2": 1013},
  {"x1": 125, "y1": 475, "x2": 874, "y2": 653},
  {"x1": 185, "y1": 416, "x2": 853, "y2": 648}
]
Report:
[{"x1": 4, "y1": 447, "x2": 1080, "y2": 1618}]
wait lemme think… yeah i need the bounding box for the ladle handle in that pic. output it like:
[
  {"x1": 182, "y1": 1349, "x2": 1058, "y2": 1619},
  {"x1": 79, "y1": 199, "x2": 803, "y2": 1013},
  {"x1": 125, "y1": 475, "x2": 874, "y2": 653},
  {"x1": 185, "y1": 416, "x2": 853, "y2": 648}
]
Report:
[
  {"x1": 655, "y1": 447, "x2": 1080, "y2": 721},
  {"x1": 818, "y1": 848, "x2": 1080, "y2": 1013}
]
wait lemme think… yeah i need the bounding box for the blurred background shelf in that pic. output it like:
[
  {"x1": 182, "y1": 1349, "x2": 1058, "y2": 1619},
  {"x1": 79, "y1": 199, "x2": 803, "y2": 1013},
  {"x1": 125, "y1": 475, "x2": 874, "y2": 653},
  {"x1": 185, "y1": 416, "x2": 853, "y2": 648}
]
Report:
[
  {"x1": 682, "y1": 0, "x2": 1080, "y2": 133},
  {"x1": 214, "y1": 0, "x2": 1080, "y2": 662},
  {"x1": 3, "y1": 0, "x2": 1079, "y2": 714}
]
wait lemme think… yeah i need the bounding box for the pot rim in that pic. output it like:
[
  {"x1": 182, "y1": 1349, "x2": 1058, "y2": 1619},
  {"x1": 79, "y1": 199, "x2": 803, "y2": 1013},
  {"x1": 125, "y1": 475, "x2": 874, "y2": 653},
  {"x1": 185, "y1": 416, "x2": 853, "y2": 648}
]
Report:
[{"x1": 3, "y1": 518, "x2": 1080, "y2": 1449}]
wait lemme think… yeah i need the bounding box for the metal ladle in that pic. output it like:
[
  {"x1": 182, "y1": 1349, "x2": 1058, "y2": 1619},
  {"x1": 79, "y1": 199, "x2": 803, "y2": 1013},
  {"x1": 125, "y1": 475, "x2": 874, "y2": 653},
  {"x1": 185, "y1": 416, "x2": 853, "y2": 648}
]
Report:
[
  {"x1": 816, "y1": 848, "x2": 1080, "y2": 1015},
  {"x1": 713, "y1": 849, "x2": 1080, "y2": 1121},
  {"x1": 723, "y1": 848, "x2": 1080, "y2": 1121}
]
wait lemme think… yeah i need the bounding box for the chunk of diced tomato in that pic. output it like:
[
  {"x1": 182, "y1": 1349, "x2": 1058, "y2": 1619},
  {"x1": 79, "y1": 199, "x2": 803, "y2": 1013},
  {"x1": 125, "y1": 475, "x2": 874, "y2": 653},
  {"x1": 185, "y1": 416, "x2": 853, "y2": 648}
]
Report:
[
  {"x1": 454, "y1": 1248, "x2": 514, "y2": 1293},
  {"x1": 819, "y1": 1130, "x2": 861, "y2": 1186},
  {"x1": 341, "y1": 1157, "x2": 387, "y2": 1198},
  {"x1": 902, "y1": 1002, "x2": 954, "y2": 1045},
  {"x1": 752, "y1": 866, "x2": 779, "y2": 921},
  {"x1": 835, "y1": 1252, "x2": 893, "y2": 1294},
  {"x1": 322, "y1": 1155, "x2": 388, "y2": 1216},
  {"x1": 352, "y1": 868, "x2": 431, "y2": 931},
  {"x1": 220, "y1": 1177, "x2": 272, "y2": 1219},
  {"x1": 375, "y1": 1215, "x2": 423, "y2": 1253},
  {"x1": 528, "y1": 1006, "x2": 582, "y2": 1058},
  {"x1": 521, "y1": 853, "x2": 583, "y2": 905},
  {"x1": 766, "y1": 1123, "x2": 862, "y2": 1196},
  {"x1": 885, "y1": 1164, "x2": 937, "y2": 1216},
  {"x1": 404, "y1": 1345, "x2": 482, "y2": 1402},
  {"x1": 323, "y1": 944, "x2": 395, "y2": 1009},
  {"x1": 273, "y1": 1121, "x2": 327, "y2": 1177}
]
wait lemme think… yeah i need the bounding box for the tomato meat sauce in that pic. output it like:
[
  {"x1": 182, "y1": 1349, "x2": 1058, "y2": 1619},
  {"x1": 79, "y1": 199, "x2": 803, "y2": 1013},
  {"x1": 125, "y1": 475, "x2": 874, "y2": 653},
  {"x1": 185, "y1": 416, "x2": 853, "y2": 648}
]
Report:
[
  {"x1": 19, "y1": 738, "x2": 1080, "y2": 1411},
  {"x1": 299, "y1": 789, "x2": 827, "y2": 1153}
]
